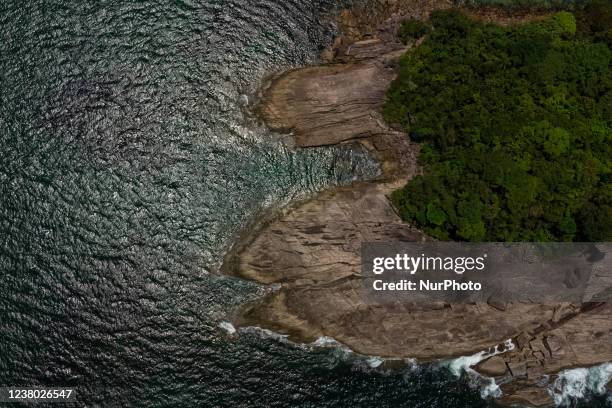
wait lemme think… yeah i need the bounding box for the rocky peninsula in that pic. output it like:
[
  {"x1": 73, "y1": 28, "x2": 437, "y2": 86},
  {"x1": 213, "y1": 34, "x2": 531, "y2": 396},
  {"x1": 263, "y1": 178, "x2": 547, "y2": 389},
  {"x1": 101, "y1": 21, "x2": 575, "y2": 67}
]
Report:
[{"x1": 223, "y1": 2, "x2": 612, "y2": 406}]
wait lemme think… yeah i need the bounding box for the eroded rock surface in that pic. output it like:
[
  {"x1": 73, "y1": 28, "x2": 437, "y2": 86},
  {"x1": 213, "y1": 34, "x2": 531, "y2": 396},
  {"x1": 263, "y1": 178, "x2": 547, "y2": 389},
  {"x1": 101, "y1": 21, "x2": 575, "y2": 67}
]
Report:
[{"x1": 258, "y1": 44, "x2": 407, "y2": 147}]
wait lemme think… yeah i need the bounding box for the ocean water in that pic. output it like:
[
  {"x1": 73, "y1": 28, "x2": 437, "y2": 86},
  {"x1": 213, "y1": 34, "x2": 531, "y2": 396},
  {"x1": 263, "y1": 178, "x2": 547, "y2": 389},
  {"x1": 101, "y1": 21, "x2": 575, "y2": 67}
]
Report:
[{"x1": 0, "y1": 1, "x2": 608, "y2": 407}]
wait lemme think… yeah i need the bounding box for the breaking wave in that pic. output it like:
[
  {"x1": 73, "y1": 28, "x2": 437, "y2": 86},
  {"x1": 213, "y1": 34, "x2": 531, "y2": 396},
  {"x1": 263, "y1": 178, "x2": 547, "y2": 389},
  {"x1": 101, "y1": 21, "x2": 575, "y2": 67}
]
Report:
[
  {"x1": 549, "y1": 362, "x2": 612, "y2": 407},
  {"x1": 446, "y1": 339, "x2": 515, "y2": 399}
]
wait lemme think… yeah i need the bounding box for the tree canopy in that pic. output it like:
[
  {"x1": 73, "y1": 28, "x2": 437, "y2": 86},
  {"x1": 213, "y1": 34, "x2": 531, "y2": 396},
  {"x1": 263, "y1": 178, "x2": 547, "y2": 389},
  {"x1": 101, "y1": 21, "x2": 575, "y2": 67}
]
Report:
[{"x1": 383, "y1": 4, "x2": 612, "y2": 241}]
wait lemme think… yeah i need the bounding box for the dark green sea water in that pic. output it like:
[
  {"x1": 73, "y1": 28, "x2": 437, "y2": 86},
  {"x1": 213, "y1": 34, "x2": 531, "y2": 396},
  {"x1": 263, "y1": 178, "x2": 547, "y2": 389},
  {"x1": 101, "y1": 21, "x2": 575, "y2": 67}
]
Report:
[{"x1": 0, "y1": 1, "x2": 609, "y2": 407}]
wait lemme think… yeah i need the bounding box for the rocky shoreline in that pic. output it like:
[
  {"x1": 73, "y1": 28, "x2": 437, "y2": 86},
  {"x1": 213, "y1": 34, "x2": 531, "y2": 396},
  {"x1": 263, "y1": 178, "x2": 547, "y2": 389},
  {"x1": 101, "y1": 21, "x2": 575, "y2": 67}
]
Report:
[{"x1": 223, "y1": 2, "x2": 612, "y2": 407}]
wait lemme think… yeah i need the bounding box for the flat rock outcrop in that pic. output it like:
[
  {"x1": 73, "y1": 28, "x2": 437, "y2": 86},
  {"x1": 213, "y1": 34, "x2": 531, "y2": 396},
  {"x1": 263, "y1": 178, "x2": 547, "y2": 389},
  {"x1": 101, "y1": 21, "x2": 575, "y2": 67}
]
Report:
[{"x1": 258, "y1": 45, "x2": 406, "y2": 148}]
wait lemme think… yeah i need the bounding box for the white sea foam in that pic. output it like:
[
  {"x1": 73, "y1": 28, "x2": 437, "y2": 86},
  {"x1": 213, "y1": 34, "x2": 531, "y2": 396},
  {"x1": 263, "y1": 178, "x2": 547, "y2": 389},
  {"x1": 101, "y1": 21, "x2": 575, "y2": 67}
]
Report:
[
  {"x1": 403, "y1": 358, "x2": 419, "y2": 371},
  {"x1": 218, "y1": 321, "x2": 236, "y2": 335},
  {"x1": 240, "y1": 326, "x2": 289, "y2": 342},
  {"x1": 479, "y1": 378, "x2": 503, "y2": 399},
  {"x1": 310, "y1": 336, "x2": 354, "y2": 359},
  {"x1": 365, "y1": 356, "x2": 384, "y2": 368},
  {"x1": 312, "y1": 336, "x2": 344, "y2": 347},
  {"x1": 309, "y1": 337, "x2": 418, "y2": 372},
  {"x1": 447, "y1": 339, "x2": 515, "y2": 377},
  {"x1": 446, "y1": 339, "x2": 515, "y2": 399},
  {"x1": 549, "y1": 362, "x2": 612, "y2": 406},
  {"x1": 240, "y1": 331, "x2": 418, "y2": 374}
]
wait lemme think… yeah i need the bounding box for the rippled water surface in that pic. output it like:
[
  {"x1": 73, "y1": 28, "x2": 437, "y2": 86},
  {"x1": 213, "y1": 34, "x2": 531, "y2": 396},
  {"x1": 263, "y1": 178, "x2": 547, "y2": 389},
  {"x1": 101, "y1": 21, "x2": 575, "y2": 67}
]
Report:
[{"x1": 1, "y1": 1, "x2": 608, "y2": 407}]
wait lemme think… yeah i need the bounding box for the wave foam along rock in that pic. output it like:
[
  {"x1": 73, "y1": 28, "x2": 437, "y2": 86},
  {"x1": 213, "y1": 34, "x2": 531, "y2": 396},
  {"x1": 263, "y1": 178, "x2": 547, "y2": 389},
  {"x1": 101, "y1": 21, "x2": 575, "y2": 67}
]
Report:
[
  {"x1": 311, "y1": 336, "x2": 345, "y2": 348},
  {"x1": 310, "y1": 337, "x2": 406, "y2": 371},
  {"x1": 549, "y1": 362, "x2": 612, "y2": 407},
  {"x1": 240, "y1": 326, "x2": 289, "y2": 342},
  {"x1": 447, "y1": 339, "x2": 515, "y2": 377},
  {"x1": 310, "y1": 336, "x2": 355, "y2": 359},
  {"x1": 446, "y1": 339, "x2": 515, "y2": 399},
  {"x1": 218, "y1": 321, "x2": 237, "y2": 335},
  {"x1": 365, "y1": 356, "x2": 384, "y2": 369}
]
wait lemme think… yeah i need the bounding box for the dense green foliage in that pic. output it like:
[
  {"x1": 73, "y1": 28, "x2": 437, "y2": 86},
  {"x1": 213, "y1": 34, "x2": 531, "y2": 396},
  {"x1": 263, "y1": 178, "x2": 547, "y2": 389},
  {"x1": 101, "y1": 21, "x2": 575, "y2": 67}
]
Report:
[
  {"x1": 576, "y1": 0, "x2": 612, "y2": 47},
  {"x1": 384, "y1": 5, "x2": 612, "y2": 241},
  {"x1": 455, "y1": 0, "x2": 587, "y2": 9},
  {"x1": 398, "y1": 19, "x2": 432, "y2": 44}
]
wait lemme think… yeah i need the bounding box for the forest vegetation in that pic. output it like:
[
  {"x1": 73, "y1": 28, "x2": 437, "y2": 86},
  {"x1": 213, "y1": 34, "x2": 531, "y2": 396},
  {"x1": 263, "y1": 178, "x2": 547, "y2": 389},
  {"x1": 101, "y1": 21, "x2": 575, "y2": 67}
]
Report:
[
  {"x1": 384, "y1": 1, "x2": 612, "y2": 241},
  {"x1": 456, "y1": 0, "x2": 592, "y2": 9}
]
